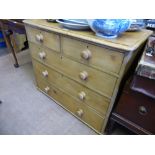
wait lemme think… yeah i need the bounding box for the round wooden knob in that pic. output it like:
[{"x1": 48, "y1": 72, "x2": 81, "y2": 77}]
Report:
[
  {"x1": 42, "y1": 70, "x2": 48, "y2": 77},
  {"x1": 36, "y1": 34, "x2": 43, "y2": 42},
  {"x1": 78, "y1": 91, "x2": 86, "y2": 100},
  {"x1": 139, "y1": 106, "x2": 147, "y2": 115},
  {"x1": 44, "y1": 86, "x2": 50, "y2": 93},
  {"x1": 79, "y1": 71, "x2": 88, "y2": 80},
  {"x1": 76, "y1": 109, "x2": 83, "y2": 117},
  {"x1": 81, "y1": 49, "x2": 92, "y2": 60},
  {"x1": 39, "y1": 51, "x2": 46, "y2": 59}
]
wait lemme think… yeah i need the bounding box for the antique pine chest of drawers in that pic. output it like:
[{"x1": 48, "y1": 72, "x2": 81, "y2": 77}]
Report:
[{"x1": 24, "y1": 19, "x2": 152, "y2": 134}]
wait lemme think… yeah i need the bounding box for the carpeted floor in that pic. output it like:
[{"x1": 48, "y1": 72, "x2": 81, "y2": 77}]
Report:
[{"x1": 0, "y1": 48, "x2": 131, "y2": 135}]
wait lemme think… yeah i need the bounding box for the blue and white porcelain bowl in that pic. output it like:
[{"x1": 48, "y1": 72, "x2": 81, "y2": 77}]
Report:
[{"x1": 87, "y1": 19, "x2": 131, "y2": 39}]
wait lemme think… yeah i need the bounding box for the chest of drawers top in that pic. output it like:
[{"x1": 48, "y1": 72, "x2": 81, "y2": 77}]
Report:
[{"x1": 24, "y1": 19, "x2": 152, "y2": 52}]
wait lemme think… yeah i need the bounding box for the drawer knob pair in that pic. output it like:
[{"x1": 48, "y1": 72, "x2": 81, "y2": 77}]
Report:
[
  {"x1": 39, "y1": 52, "x2": 46, "y2": 59},
  {"x1": 79, "y1": 71, "x2": 88, "y2": 80},
  {"x1": 78, "y1": 91, "x2": 86, "y2": 100},
  {"x1": 81, "y1": 49, "x2": 92, "y2": 60},
  {"x1": 76, "y1": 109, "x2": 84, "y2": 117},
  {"x1": 42, "y1": 70, "x2": 48, "y2": 77},
  {"x1": 36, "y1": 34, "x2": 43, "y2": 42},
  {"x1": 44, "y1": 86, "x2": 50, "y2": 93}
]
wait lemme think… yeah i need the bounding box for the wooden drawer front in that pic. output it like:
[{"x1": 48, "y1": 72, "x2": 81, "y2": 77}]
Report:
[
  {"x1": 32, "y1": 60, "x2": 110, "y2": 116},
  {"x1": 29, "y1": 41, "x2": 61, "y2": 63},
  {"x1": 36, "y1": 78, "x2": 104, "y2": 132},
  {"x1": 30, "y1": 43, "x2": 116, "y2": 97},
  {"x1": 115, "y1": 90, "x2": 155, "y2": 134},
  {"x1": 62, "y1": 37, "x2": 124, "y2": 74},
  {"x1": 25, "y1": 26, "x2": 60, "y2": 52}
]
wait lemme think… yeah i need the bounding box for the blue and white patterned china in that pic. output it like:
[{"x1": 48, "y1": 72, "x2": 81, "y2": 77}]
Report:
[
  {"x1": 128, "y1": 19, "x2": 145, "y2": 31},
  {"x1": 87, "y1": 19, "x2": 131, "y2": 39}
]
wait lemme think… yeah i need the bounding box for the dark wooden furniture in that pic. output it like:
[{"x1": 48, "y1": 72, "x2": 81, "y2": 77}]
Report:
[
  {"x1": 106, "y1": 36, "x2": 155, "y2": 134},
  {"x1": 0, "y1": 19, "x2": 28, "y2": 67},
  {"x1": 107, "y1": 75, "x2": 155, "y2": 135}
]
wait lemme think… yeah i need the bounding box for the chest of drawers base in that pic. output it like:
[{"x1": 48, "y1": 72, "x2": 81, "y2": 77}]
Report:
[
  {"x1": 35, "y1": 75, "x2": 105, "y2": 133},
  {"x1": 24, "y1": 19, "x2": 152, "y2": 134},
  {"x1": 38, "y1": 87, "x2": 102, "y2": 134}
]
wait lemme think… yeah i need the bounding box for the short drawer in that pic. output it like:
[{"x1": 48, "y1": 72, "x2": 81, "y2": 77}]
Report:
[
  {"x1": 30, "y1": 43, "x2": 117, "y2": 97},
  {"x1": 25, "y1": 26, "x2": 60, "y2": 52},
  {"x1": 32, "y1": 59, "x2": 110, "y2": 116},
  {"x1": 36, "y1": 77, "x2": 104, "y2": 133},
  {"x1": 115, "y1": 90, "x2": 155, "y2": 134},
  {"x1": 62, "y1": 36, "x2": 124, "y2": 74}
]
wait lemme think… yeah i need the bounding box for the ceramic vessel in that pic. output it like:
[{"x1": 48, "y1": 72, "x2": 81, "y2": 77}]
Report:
[
  {"x1": 56, "y1": 19, "x2": 90, "y2": 30},
  {"x1": 63, "y1": 19, "x2": 88, "y2": 25},
  {"x1": 128, "y1": 19, "x2": 145, "y2": 31},
  {"x1": 87, "y1": 19, "x2": 131, "y2": 39}
]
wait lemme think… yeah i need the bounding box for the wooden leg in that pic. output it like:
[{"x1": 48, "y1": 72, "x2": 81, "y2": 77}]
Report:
[
  {"x1": 8, "y1": 37, "x2": 19, "y2": 68},
  {"x1": 5, "y1": 31, "x2": 19, "y2": 68},
  {"x1": 0, "y1": 23, "x2": 19, "y2": 68}
]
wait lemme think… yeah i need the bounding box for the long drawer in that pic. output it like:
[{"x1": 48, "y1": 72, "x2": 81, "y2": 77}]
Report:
[
  {"x1": 29, "y1": 42, "x2": 117, "y2": 97},
  {"x1": 61, "y1": 36, "x2": 124, "y2": 74},
  {"x1": 35, "y1": 77, "x2": 105, "y2": 132},
  {"x1": 32, "y1": 59, "x2": 110, "y2": 116},
  {"x1": 25, "y1": 26, "x2": 60, "y2": 52}
]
